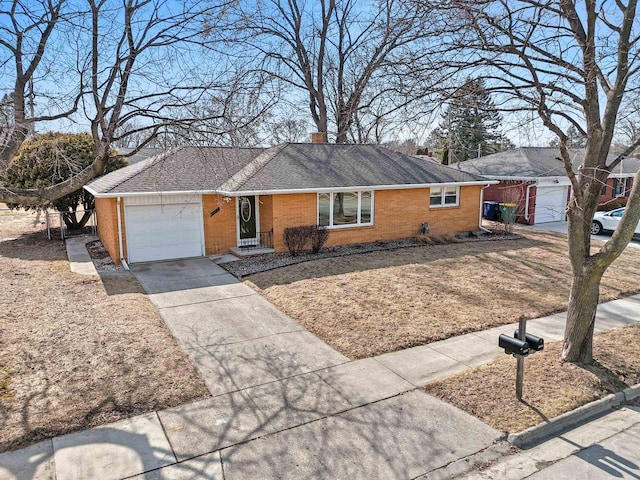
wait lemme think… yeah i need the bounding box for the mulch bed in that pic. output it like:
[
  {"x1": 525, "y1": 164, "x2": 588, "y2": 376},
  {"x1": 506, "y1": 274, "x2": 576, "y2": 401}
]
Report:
[
  {"x1": 223, "y1": 231, "x2": 521, "y2": 278},
  {"x1": 86, "y1": 239, "x2": 126, "y2": 272}
]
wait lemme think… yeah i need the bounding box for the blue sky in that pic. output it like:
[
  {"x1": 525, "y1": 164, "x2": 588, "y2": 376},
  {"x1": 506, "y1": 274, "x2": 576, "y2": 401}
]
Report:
[{"x1": 2, "y1": 0, "x2": 634, "y2": 149}]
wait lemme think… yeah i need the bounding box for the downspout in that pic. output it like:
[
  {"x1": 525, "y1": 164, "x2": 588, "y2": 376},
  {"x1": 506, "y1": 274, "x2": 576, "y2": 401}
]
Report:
[
  {"x1": 524, "y1": 183, "x2": 535, "y2": 223},
  {"x1": 116, "y1": 197, "x2": 129, "y2": 270},
  {"x1": 479, "y1": 184, "x2": 492, "y2": 232}
]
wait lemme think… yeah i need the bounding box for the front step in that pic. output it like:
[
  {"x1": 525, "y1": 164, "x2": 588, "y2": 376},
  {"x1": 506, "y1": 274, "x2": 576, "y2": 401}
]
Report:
[{"x1": 229, "y1": 246, "x2": 275, "y2": 257}]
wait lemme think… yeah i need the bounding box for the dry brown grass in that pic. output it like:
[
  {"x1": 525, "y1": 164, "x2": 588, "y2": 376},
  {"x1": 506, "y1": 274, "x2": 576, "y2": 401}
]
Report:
[
  {"x1": 424, "y1": 323, "x2": 640, "y2": 433},
  {"x1": 0, "y1": 209, "x2": 209, "y2": 452},
  {"x1": 247, "y1": 228, "x2": 640, "y2": 359}
]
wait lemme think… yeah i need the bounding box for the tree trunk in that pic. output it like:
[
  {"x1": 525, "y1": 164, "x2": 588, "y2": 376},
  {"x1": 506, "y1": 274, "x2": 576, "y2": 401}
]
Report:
[
  {"x1": 562, "y1": 268, "x2": 603, "y2": 363},
  {"x1": 61, "y1": 208, "x2": 92, "y2": 231},
  {"x1": 2, "y1": 80, "x2": 30, "y2": 165},
  {"x1": 335, "y1": 110, "x2": 351, "y2": 144},
  {"x1": 336, "y1": 193, "x2": 344, "y2": 215}
]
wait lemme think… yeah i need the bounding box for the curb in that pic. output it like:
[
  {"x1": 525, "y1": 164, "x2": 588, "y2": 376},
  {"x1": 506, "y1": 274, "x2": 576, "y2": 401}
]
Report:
[
  {"x1": 508, "y1": 382, "x2": 640, "y2": 448},
  {"x1": 624, "y1": 384, "x2": 640, "y2": 401}
]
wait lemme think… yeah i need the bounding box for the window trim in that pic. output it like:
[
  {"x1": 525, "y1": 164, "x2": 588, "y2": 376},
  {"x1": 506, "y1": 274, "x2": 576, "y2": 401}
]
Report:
[
  {"x1": 613, "y1": 178, "x2": 631, "y2": 197},
  {"x1": 317, "y1": 190, "x2": 375, "y2": 229},
  {"x1": 430, "y1": 185, "x2": 460, "y2": 208}
]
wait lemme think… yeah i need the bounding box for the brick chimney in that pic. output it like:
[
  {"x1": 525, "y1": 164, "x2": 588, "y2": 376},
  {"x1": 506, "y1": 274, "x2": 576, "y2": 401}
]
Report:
[{"x1": 311, "y1": 132, "x2": 326, "y2": 143}]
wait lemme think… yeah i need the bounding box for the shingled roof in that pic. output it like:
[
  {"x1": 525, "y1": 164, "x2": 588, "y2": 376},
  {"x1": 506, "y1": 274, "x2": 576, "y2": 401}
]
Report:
[
  {"x1": 117, "y1": 147, "x2": 165, "y2": 165},
  {"x1": 86, "y1": 146, "x2": 265, "y2": 195},
  {"x1": 86, "y1": 143, "x2": 488, "y2": 197},
  {"x1": 454, "y1": 147, "x2": 639, "y2": 179}
]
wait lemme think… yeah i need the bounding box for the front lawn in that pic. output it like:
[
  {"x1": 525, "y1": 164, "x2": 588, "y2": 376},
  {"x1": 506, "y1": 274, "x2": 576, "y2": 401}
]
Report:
[
  {"x1": 0, "y1": 210, "x2": 209, "y2": 452},
  {"x1": 246, "y1": 228, "x2": 640, "y2": 359},
  {"x1": 424, "y1": 322, "x2": 640, "y2": 433}
]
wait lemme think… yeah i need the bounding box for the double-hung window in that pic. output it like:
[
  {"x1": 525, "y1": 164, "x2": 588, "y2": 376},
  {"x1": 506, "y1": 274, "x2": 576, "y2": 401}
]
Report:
[
  {"x1": 613, "y1": 178, "x2": 631, "y2": 197},
  {"x1": 318, "y1": 191, "x2": 373, "y2": 228},
  {"x1": 430, "y1": 186, "x2": 459, "y2": 207}
]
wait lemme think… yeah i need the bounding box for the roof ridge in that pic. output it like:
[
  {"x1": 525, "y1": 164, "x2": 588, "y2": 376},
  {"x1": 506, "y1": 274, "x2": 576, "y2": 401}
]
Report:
[
  {"x1": 198, "y1": 146, "x2": 265, "y2": 151},
  {"x1": 103, "y1": 146, "x2": 185, "y2": 193},
  {"x1": 218, "y1": 143, "x2": 289, "y2": 192}
]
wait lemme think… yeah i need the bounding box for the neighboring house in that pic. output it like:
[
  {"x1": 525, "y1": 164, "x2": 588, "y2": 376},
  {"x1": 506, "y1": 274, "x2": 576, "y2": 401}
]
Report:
[
  {"x1": 85, "y1": 141, "x2": 493, "y2": 265},
  {"x1": 454, "y1": 147, "x2": 639, "y2": 224},
  {"x1": 117, "y1": 147, "x2": 166, "y2": 165}
]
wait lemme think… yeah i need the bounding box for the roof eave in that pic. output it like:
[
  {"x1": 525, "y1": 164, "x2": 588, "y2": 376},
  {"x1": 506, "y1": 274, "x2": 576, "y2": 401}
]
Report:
[
  {"x1": 83, "y1": 187, "x2": 212, "y2": 198},
  {"x1": 481, "y1": 175, "x2": 565, "y2": 181},
  {"x1": 84, "y1": 180, "x2": 498, "y2": 198},
  {"x1": 223, "y1": 180, "x2": 498, "y2": 196}
]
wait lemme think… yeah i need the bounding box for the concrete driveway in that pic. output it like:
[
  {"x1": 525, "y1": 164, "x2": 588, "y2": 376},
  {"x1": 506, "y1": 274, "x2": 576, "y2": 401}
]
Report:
[
  {"x1": 523, "y1": 221, "x2": 640, "y2": 248},
  {"x1": 126, "y1": 257, "x2": 503, "y2": 478},
  {"x1": 130, "y1": 257, "x2": 350, "y2": 395}
]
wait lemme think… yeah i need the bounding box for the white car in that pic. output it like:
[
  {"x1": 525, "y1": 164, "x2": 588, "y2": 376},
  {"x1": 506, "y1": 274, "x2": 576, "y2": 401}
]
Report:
[{"x1": 591, "y1": 208, "x2": 640, "y2": 235}]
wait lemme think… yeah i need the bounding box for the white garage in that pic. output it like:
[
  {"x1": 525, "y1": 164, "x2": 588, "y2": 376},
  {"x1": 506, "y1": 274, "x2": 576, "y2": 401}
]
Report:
[
  {"x1": 124, "y1": 194, "x2": 204, "y2": 263},
  {"x1": 534, "y1": 185, "x2": 568, "y2": 223}
]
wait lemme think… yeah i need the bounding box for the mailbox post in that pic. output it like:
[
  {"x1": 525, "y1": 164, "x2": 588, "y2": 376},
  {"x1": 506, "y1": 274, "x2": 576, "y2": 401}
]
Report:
[
  {"x1": 498, "y1": 316, "x2": 544, "y2": 400},
  {"x1": 516, "y1": 317, "x2": 526, "y2": 400}
]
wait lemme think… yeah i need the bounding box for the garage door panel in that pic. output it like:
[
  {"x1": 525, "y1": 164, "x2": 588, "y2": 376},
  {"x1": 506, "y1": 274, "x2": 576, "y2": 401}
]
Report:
[
  {"x1": 535, "y1": 186, "x2": 567, "y2": 223},
  {"x1": 125, "y1": 202, "x2": 204, "y2": 263}
]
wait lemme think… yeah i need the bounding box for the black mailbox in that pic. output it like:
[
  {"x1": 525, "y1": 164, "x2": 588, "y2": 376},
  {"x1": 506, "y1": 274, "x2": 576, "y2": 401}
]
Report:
[
  {"x1": 499, "y1": 334, "x2": 530, "y2": 356},
  {"x1": 514, "y1": 331, "x2": 544, "y2": 352}
]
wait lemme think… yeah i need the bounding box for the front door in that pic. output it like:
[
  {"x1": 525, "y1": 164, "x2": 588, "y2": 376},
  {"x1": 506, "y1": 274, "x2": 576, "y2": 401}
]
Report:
[{"x1": 238, "y1": 196, "x2": 258, "y2": 246}]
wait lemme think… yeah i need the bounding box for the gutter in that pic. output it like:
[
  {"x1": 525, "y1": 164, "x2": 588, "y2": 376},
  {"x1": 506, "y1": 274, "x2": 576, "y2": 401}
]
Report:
[
  {"x1": 524, "y1": 183, "x2": 535, "y2": 222},
  {"x1": 484, "y1": 175, "x2": 565, "y2": 182},
  {"x1": 85, "y1": 180, "x2": 500, "y2": 198},
  {"x1": 479, "y1": 184, "x2": 492, "y2": 232},
  {"x1": 116, "y1": 197, "x2": 129, "y2": 270}
]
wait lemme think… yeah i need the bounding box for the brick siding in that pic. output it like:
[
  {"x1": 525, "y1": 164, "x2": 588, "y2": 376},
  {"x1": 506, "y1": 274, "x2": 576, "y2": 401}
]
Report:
[
  {"x1": 98, "y1": 186, "x2": 484, "y2": 262},
  {"x1": 271, "y1": 186, "x2": 482, "y2": 252},
  {"x1": 483, "y1": 181, "x2": 536, "y2": 225},
  {"x1": 202, "y1": 194, "x2": 237, "y2": 256},
  {"x1": 94, "y1": 197, "x2": 127, "y2": 264}
]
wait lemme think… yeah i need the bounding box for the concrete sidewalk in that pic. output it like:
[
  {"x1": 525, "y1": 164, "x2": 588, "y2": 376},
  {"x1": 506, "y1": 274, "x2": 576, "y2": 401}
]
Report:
[
  {"x1": 65, "y1": 235, "x2": 99, "y2": 275},
  {"x1": 2, "y1": 256, "x2": 639, "y2": 480},
  {"x1": 456, "y1": 404, "x2": 640, "y2": 479},
  {"x1": 372, "y1": 293, "x2": 640, "y2": 386}
]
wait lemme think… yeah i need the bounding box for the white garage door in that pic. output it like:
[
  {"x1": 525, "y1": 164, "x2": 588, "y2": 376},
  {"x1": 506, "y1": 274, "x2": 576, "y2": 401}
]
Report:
[
  {"x1": 124, "y1": 195, "x2": 204, "y2": 263},
  {"x1": 534, "y1": 186, "x2": 567, "y2": 223}
]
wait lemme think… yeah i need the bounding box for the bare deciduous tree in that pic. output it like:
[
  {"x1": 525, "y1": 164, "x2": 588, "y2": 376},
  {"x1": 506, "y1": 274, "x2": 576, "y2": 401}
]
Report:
[
  {"x1": 236, "y1": 0, "x2": 440, "y2": 143},
  {"x1": 0, "y1": 0, "x2": 80, "y2": 166},
  {"x1": 437, "y1": 0, "x2": 640, "y2": 363},
  {"x1": 615, "y1": 97, "x2": 640, "y2": 150},
  {"x1": 0, "y1": 0, "x2": 261, "y2": 206}
]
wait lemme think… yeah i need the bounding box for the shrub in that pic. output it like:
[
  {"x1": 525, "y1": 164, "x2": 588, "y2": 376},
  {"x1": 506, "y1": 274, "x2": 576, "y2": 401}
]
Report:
[
  {"x1": 416, "y1": 233, "x2": 460, "y2": 245},
  {"x1": 283, "y1": 225, "x2": 314, "y2": 256},
  {"x1": 310, "y1": 226, "x2": 330, "y2": 253},
  {"x1": 598, "y1": 199, "x2": 626, "y2": 211},
  {"x1": 415, "y1": 234, "x2": 435, "y2": 245}
]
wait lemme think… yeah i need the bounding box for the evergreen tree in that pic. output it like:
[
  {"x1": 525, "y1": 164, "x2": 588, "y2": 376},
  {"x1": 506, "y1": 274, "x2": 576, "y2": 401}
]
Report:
[
  {"x1": 4, "y1": 133, "x2": 126, "y2": 229},
  {"x1": 549, "y1": 125, "x2": 586, "y2": 148},
  {"x1": 428, "y1": 78, "x2": 513, "y2": 164}
]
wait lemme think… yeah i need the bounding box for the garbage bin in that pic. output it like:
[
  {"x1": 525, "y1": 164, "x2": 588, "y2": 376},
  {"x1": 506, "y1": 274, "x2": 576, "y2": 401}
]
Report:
[
  {"x1": 483, "y1": 201, "x2": 500, "y2": 220},
  {"x1": 498, "y1": 203, "x2": 518, "y2": 224}
]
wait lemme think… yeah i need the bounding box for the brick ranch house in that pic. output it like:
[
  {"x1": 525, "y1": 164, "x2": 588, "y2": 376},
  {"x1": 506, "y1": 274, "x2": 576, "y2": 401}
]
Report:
[
  {"x1": 85, "y1": 142, "x2": 495, "y2": 265},
  {"x1": 453, "y1": 147, "x2": 640, "y2": 225}
]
